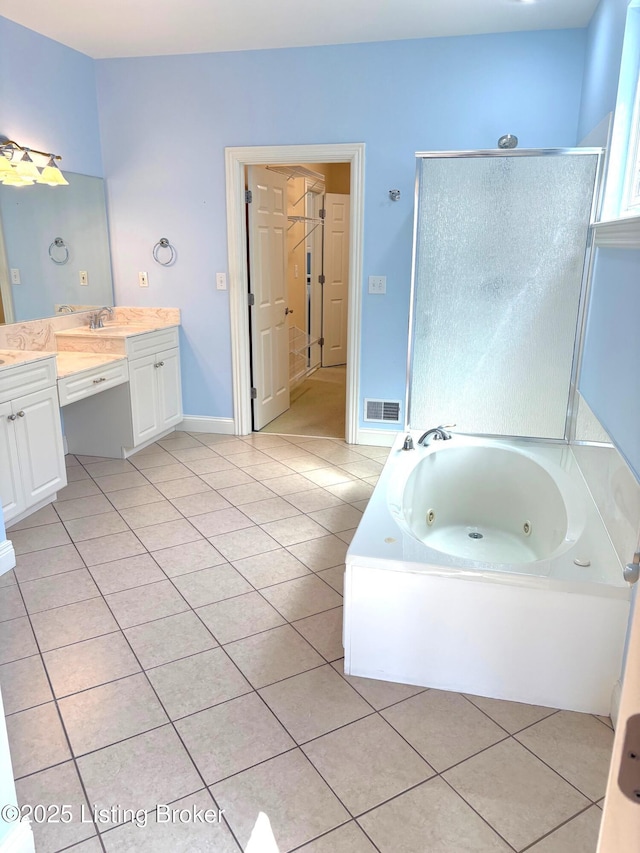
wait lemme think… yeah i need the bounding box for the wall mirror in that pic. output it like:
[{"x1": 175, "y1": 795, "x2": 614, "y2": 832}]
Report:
[{"x1": 0, "y1": 172, "x2": 114, "y2": 324}]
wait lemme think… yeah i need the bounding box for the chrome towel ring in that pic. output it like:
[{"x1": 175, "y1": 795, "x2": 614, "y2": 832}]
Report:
[
  {"x1": 153, "y1": 237, "x2": 176, "y2": 266},
  {"x1": 49, "y1": 237, "x2": 69, "y2": 265}
]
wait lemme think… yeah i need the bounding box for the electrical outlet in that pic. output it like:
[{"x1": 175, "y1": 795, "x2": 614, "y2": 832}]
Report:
[
  {"x1": 10, "y1": 269, "x2": 20, "y2": 285},
  {"x1": 79, "y1": 270, "x2": 88, "y2": 286},
  {"x1": 139, "y1": 271, "x2": 149, "y2": 288},
  {"x1": 216, "y1": 272, "x2": 227, "y2": 290},
  {"x1": 368, "y1": 275, "x2": 387, "y2": 294}
]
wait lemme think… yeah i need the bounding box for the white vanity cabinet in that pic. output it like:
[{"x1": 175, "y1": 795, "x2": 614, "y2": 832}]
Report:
[
  {"x1": 129, "y1": 342, "x2": 182, "y2": 447},
  {"x1": 0, "y1": 359, "x2": 66, "y2": 524},
  {"x1": 62, "y1": 326, "x2": 183, "y2": 458}
]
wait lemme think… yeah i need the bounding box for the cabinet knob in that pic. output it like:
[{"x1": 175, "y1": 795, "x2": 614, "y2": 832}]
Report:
[
  {"x1": 17, "y1": 411, "x2": 25, "y2": 417},
  {"x1": 7, "y1": 414, "x2": 16, "y2": 421}
]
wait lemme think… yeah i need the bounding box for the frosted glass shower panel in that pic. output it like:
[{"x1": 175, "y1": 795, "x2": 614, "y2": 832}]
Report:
[{"x1": 409, "y1": 153, "x2": 598, "y2": 438}]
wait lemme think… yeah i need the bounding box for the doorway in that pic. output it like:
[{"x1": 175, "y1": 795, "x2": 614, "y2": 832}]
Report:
[
  {"x1": 246, "y1": 162, "x2": 351, "y2": 438},
  {"x1": 225, "y1": 143, "x2": 365, "y2": 444}
]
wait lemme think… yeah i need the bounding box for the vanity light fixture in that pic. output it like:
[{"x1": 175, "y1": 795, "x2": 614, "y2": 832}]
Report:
[{"x1": 0, "y1": 138, "x2": 68, "y2": 187}]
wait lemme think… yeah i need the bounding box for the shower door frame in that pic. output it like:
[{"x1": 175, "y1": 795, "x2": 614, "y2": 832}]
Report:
[{"x1": 405, "y1": 147, "x2": 605, "y2": 445}]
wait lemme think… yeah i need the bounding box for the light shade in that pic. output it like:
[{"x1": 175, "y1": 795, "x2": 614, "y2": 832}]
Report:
[
  {"x1": 2, "y1": 171, "x2": 34, "y2": 186},
  {"x1": 14, "y1": 150, "x2": 40, "y2": 181},
  {"x1": 0, "y1": 153, "x2": 13, "y2": 175},
  {"x1": 37, "y1": 157, "x2": 69, "y2": 186}
]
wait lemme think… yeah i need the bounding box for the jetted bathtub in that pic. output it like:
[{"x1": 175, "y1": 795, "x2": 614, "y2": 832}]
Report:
[{"x1": 344, "y1": 433, "x2": 630, "y2": 715}]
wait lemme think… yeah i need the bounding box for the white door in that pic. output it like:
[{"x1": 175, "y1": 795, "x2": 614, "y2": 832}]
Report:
[
  {"x1": 13, "y1": 387, "x2": 65, "y2": 506},
  {"x1": 247, "y1": 165, "x2": 290, "y2": 430},
  {"x1": 322, "y1": 193, "x2": 350, "y2": 367},
  {"x1": 0, "y1": 400, "x2": 24, "y2": 522}
]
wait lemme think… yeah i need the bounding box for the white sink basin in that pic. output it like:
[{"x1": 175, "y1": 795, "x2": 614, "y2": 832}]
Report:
[{"x1": 86, "y1": 325, "x2": 152, "y2": 334}]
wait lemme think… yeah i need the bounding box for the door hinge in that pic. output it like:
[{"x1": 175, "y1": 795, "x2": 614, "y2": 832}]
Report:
[
  {"x1": 319, "y1": 208, "x2": 326, "y2": 219},
  {"x1": 318, "y1": 274, "x2": 325, "y2": 285},
  {"x1": 248, "y1": 293, "x2": 255, "y2": 306},
  {"x1": 318, "y1": 337, "x2": 325, "y2": 347},
  {"x1": 251, "y1": 387, "x2": 257, "y2": 399},
  {"x1": 245, "y1": 190, "x2": 253, "y2": 204}
]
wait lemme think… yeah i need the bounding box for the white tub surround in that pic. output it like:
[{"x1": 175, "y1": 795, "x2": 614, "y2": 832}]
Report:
[{"x1": 344, "y1": 432, "x2": 630, "y2": 716}]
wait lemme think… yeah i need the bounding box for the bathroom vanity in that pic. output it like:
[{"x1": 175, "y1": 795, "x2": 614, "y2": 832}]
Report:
[
  {"x1": 0, "y1": 308, "x2": 182, "y2": 525},
  {"x1": 0, "y1": 351, "x2": 66, "y2": 525},
  {"x1": 56, "y1": 323, "x2": 182, "y2": 457}
]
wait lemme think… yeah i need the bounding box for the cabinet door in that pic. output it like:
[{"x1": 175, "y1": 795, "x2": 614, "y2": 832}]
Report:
[
  {"x1": 13, "y1": 386, "x2": 66, "y2": 507},
  {"x1": 0, "y1": 400, "x2": 24, "y2": 522},
  {"x1": 129, "y1": 354, "x2": 161, "y2": 445},
  {"x1": 155, "y1": 347, "x2": 182, "y2": 430}
]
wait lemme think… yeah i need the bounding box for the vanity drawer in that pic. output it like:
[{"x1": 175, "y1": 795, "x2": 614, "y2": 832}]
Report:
[
  {"x1": 126, "y1": 327, "x2": 179, "y2": 359},
  {"x1": 0, "y1": 358, "x2": 57, "y2": 405},
  {"x1": 58, "y1": 360, "x2": 129, "y2": 407}
]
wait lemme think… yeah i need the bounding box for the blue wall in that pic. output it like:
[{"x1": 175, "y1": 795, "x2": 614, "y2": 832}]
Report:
[
  {"x1": 581, "y1": 248, "x2": 640, "y2": 479},
  {"x1": 577, "y1": 0, "x2": 640, "y2": 482},
  {"x1": 0, "y1": 18, "x2": 103, "y2": 177},
  {"x1": 95, "y1": 30, "x2": 588, "y2": 424}
]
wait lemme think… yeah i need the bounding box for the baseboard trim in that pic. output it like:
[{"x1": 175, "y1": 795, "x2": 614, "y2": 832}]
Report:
[
  {"x1": 0, "y1": 539, "x2": 16, "y2": 577},
  {"x1": 1, "y1": 817, "x2": 35, "y2": 853},
  {"x1": 610, "y1": 679, "x2": 622, "y2": 729},
  {"x1": 355, "y1": 427, "x2": 400, "y2": 447},
  {"x1": 178, "y1": 417, "x2": 235, "y2": 435}
]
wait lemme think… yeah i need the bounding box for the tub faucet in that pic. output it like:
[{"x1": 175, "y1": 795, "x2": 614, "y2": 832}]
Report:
[
  {"x1": 89, "y1": 306, "x2": 114, "y2": 329},
  {"x1": 402, "y1": 434, "x2": 414, "y2": 451},
  {"x1": 418, "y1": 424, "x2": 456, "y2": 445}
]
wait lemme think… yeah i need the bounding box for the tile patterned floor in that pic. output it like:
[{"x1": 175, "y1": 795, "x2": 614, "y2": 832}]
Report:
[{"x1": 1, "y1": 431, "x2": 613, "y2": 853}]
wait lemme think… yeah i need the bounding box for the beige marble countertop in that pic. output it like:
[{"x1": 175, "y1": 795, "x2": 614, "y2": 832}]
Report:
[
  {"x1": 54, "y1": 322, "x2": 179, "y2": 339},
  {"x1": 0, "y1": 349, "x2": 56, "y2": 372},
  {"x1": 55, "y1": 351, "x2": 128, "y2": 379}
]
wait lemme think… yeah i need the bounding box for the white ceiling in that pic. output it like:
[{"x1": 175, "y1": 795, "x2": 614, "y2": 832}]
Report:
[{"x1": 0, "y1": 0, "x2": 600, "y2": 60}]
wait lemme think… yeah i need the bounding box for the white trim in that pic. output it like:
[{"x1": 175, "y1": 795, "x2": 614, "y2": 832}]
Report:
[
  {"x1": 0, "y1": 539, "x2": 16, "y2": 577},
  {"x1": 177, "y1": 416, "x2": 235, "y2": 435},
  {"x1": 0, "y1": 212, "x2": 15, "y2": 325},
  {"x1": 0, "y1": 819, "x2": 35, "y2": 853},
  {"x1": 592, "y1": 215, "x2": 640, "y2": 248},
  {"x1": 355, "y1": 427, "x2": 400, "y2": 447},
  {"x1": 225, "y1": 143, "x2": 365, "y2": 444}
]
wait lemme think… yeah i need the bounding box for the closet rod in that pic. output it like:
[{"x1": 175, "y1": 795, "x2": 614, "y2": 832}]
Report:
[{"x1": 291, "y1": 221, "x2": 322, "y2": 253}]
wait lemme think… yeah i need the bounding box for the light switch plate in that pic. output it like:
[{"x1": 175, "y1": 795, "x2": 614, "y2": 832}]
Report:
[
  {"x1": 139, "y1": 271, "x2": 149, "y2": 288},
  {"x1": 368, "y1": 275, "x2": 386, "y2": 294},
  {"x1": 216, "y1": 272, "x2": 227, "y2": 290},
  {"x1": 10, "y1": 268, "x2": 20, "y2": 285}
]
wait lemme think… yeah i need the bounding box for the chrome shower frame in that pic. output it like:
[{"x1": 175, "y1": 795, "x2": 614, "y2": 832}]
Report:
[{"x1": 405, "y1": 147, "x2": 606, "y2": 446}]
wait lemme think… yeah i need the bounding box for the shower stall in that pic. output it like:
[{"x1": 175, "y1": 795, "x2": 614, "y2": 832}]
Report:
[
  {"x1": 407, "y1": 148, "x2": 602, "y2": 440},
  {"x1": 344, "y1": 148, "x2": 631, "y2": 714}
]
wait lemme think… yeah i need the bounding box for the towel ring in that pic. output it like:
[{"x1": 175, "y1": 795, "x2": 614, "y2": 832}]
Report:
[
  {"x1": 49, "y1": 237, "x2": 69, "y2": 265},
  {"x1": 153, "y1": 237, "x2": 176, "y2": 266}
]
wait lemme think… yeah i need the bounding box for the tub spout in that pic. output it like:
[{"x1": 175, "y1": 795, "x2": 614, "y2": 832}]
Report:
[
  {"x1": 402, "y1": 434, "x2": 414, "y2": 451},
  {"x1": 418, "y1": 424, "x2": 456, "y2": 445}
]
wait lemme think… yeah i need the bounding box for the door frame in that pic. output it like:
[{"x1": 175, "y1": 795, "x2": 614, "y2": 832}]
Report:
[{"x1": 225, "y1": 143, "x2": 365, "y2": 443}]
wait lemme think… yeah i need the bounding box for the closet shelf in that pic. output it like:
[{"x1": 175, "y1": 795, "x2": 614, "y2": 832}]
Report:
[{"x1": 289, "y1": 324, "x2": 319, "y2": 356}]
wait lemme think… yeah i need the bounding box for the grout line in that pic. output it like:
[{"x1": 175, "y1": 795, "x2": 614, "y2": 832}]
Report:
[
  {"x1": 8, "y1": 577, "x2": 109, "y2": 852},
  {"x1": 518, "y1": 801, "x2": 600, "y2": 851}
]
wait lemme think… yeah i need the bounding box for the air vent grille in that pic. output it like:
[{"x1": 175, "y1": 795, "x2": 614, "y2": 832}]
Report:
[{"x1": 364, "y1": 398, "x2": 401, "y2": 423}]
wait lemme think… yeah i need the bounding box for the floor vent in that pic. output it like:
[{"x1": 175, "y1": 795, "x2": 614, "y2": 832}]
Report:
[{"x1": 364, "y1": 398, "x2": 402, "y2": 423}]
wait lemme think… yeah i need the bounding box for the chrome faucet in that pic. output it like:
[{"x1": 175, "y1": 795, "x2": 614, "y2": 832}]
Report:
[
  {"x1": 402, "y1": 434, "x2": 414, "y2": 451},
  {"x1": 89, "y1": 306, "x2": 114, "y2": 329},
  {"x1": 417, "y1": 424, "x2": 456, "y2": 445},
  {"x1": 57, "y1": 304, "x2": 74, "y2": 314}
]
